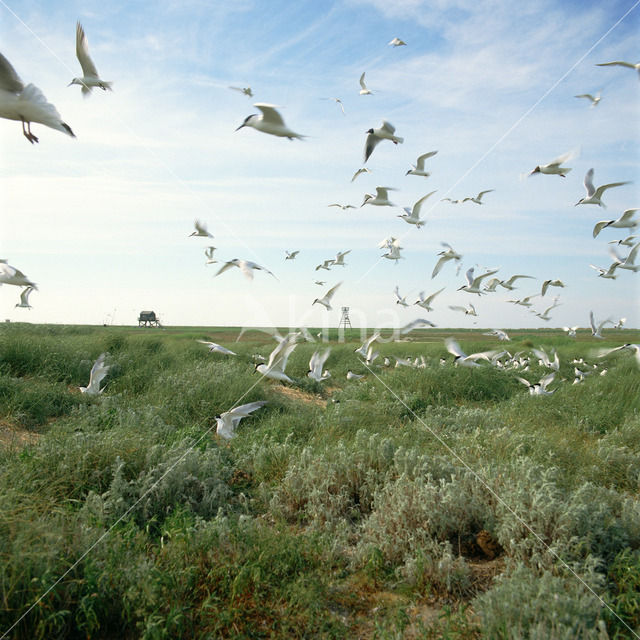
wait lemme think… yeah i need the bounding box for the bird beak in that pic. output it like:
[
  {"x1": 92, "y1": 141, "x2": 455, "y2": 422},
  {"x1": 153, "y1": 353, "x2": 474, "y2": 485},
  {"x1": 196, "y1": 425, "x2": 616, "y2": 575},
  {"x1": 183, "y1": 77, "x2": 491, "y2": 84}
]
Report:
[
  {"x1": 235, "y1": 124, "x2": 245, "y2": 131},
  {"x1": 67, "y1": 80, "x2": 74, "y2": 87}
]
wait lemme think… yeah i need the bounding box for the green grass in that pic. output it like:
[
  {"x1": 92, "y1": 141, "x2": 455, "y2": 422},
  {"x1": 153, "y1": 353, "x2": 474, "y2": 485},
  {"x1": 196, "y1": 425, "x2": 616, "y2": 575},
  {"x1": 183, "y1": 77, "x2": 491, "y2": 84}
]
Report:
[{"x1": 1, "y1": 323, "x2": 639, "y2": 638}]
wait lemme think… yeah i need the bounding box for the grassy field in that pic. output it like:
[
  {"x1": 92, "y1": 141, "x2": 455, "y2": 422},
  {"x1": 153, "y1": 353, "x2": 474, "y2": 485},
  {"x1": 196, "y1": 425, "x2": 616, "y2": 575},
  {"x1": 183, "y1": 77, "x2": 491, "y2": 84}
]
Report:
[{"x1": 0, "y1": 322, "x2": 639, "y2": 639}]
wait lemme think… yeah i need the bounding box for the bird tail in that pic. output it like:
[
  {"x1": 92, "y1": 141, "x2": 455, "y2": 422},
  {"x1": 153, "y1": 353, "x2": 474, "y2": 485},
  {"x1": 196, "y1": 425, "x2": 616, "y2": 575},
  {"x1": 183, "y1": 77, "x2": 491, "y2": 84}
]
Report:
[{"x1": 393, "y1": 136, "x2": 404, "y2": 144}]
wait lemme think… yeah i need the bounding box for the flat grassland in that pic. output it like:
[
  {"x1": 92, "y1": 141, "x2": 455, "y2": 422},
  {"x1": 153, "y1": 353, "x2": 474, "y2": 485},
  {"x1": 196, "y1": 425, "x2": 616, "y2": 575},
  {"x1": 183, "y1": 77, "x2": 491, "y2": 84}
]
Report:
[{"x1": 1, "y1": 323, "x2": 639, "y2": 639}]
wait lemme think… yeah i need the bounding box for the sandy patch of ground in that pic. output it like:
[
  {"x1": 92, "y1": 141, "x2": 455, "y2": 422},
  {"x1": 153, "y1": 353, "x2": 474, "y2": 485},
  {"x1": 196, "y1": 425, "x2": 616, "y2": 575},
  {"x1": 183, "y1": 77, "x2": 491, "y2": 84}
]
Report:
[
  {"x1": 270, "y1": 386, "x2": 326, "y2": 407},
  {"x1": 0, "y1": 420, "x2": 40, "y2": 450}
]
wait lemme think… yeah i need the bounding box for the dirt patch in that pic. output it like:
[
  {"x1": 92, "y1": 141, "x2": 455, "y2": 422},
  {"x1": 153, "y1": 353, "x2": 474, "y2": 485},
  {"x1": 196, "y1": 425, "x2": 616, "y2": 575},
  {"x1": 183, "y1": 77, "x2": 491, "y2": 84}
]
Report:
[
  {"x1": 271, "y1": 386, "x2": 326, "y2": 407},
  {"x1": 0, "y1": 420, "x2": 40, "y2": 451}
]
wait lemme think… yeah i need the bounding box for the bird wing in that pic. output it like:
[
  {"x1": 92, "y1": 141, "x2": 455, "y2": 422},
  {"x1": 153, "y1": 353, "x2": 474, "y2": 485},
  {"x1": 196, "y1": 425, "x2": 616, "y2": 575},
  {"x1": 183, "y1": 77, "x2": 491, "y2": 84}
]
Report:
[
  {"x1": 597, "y1": 61, "x2": 636, "y2": 69},
  {"x1": 375, "y1": 186, "x2": 390, "y2": 199},
  {"x1": 19, "y1": 286, "x2": 33, "y2": 305},
  {"x1": 323, "y1": 281, "x2": 342, "y2": 302},
  {"x1": 227, "y1": 400, "x2": 267, "y2": 420},
  {"x1": 214, "y1": 261, "x2": 238, "y2": 277},
  {"x1": 464, "y1": 267, "x2": 475, "y2": 286},
  {"x1": 359, "y1": 72, "x2": 368, "y2": 89},
  {"x1": 477, "y1": 189, "x2": 494, "y2": 199},
  {"x1": 88, "y1": 353, "x2": 109, "y2": 388},
  {"x1": 76, "y1": 22, "x2": 99, "y2": 78},
  {"x1": 412, "y1": 190, "x2": 437, "y2": 216},
  {"x1": 593, "y1": 220, "x2": 610, "y2": 238},
  {"x1": 505, "y1": 274, "x2": 534, "y2": 285},
  {"x1": 625, "y1": 242, "x2": 640, "y2": 265},
  {"x1": 583, "y1": 168, "x2": 596, "y2": 197},
  {"x1": 445, "y1": 338, "x2": 466, "y2": 358},
  {"x1": 448, "y1": 306, "x2": 467, "y2": 313},
  {"x1": 470, "y1": 269, "x2": 499, "y2": 287},
  {"x1": 351, "y1": 168, "x2": 369, "y2": 182},
  {"x1": 0, "y1": 52, "x2": 24, "y2": 93},
  {"x1": 425, "y1": 287, "x2": 445, "y2": 304},
  {"x1": 415, "y1": 151, "x2": 438, "y2": 170},
  {"x1": 619, "y1": 209, "x2": 639, "y2": 224},
  {"x1": 431, "y1": 255, "x2": 450, "y2": 278},
  {"x1": 575, "y1": 94, "x2": 595, "y2": 101},
  {"x1": 254, "y1": 103, "x2": 285, "y2": 125},
  {"x1": 593, "y1": 181, "x2": 630, "y2": 199},
  {"x1": 364, "y1": 132, "x2": 380, "y2": 162},
  {"x1": 380, "y1": 121, "x2": 396, "y2": 135}
]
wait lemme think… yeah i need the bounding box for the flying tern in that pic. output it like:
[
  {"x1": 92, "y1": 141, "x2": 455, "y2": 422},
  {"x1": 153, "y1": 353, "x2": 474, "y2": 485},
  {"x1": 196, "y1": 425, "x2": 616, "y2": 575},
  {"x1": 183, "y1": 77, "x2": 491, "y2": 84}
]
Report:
[
  {"x1": 398, "y1": 191, "x2": 436, "y2": 228},
  {"x1": 256, "y1": 335, "x2": 298, "y2": 383},
  {"x1": 359, "y1": 72, "x2": 373, "y2": 95},
  {"x1": 574, "y1": 92, "x2": 601, "y2": 107},
  {"x1": 329, "y1": 203, "x2": 356, "y2": 210},
  {"x1": 431, "y1": 243, "x2": 462, "y2": 278},
  {"x1": 190, "y1": 219, "x2": 213, "y2": 238},
  {"x1": 400, "y1": 318, "x2": 436, "y2": 334},
  {"x1": 361, "y1": 186, "x2": 396, "y2": 207},
  {"x1": 388, "y1": 37, "x2": 406, "y2": 47},
  {"x1": 394, "y1": 285, "x2": 410, "y2": 307},
  {"x1": 307, "y1": 348, "x2": 331, "y2": 381},
  {"x1": 285, "y1": 250, "x2": 300, "y2": 260},
  {"x1": 406, "y1": 150, "x2": 437, "y2": 177},
  {"x1": 449, "y1": 303, "x2": 477, "y2": 316},
  {"x1": 326, "y1": 97, "x2": 345, "y2": 114},
  {"x1": 364, "y1": 121, "x2": 404, "y2": 163},
  {"x1": 80, "y1": 353, "x2": 110, "y2": 395},
  {"x1": 0, "y1": 52, "x2": 75, "y2": 143},
  {"x1": 351, "y1": 167, "x2": 371, "y2": 182},
  {"x1": 69, "y1": 22, "x2": 112, "y2": 95},
  {"x1": 313, "y1": 282, "x2": 342, "y2": 310},
  {"x1": 382, "y1": 244, "x2": 404, "y2": 262},
  {"x1": 445, "y1": 338, "x2": 498, "y2": 367},
  {"x1": 236, "y1": 103, "x2": 305, "y2": 139},
  {"x1": 498, "y1": 274, "x2": 535, "y2": 290},
  {"x1": 229, "y1": 86, "x2": 253, "y2": 97},
  {"x1": 608, "y1": 234, "x2": 637, "y2": 247},
  {"x1": 15, "y1": 285, "x2": 35, "y2": 309},
  {"x1": 414, "y1": 287, "x2": 445, "y2": 311},
  {"x1": 462, "y1": 189, "x2": 494, "y2": 205},
  {"x1": 196, "y1": 340, "x2": 237, "y2": 355},
  {"x1": 347, "y1": 370, "x2": 365, "y2": 380},
  {"x1": 355, "y1": 332, "x2": 380, "y2": 358},
  {"x1": 315, "y1": 259, "x2": 335, "y2": 271},
  {"x1": 528, "y1": 150, "x2": 576, "y2": 177},
  {"x1": 540, "y1": 279, "x2": 565, "y2": 297},
  {"x1": 333, "y1": 250, "x2": 351, "y2": 266},
  {"x1": 609, "y1": 242, "x2": 640, "y2": 272},
  {"x1": 506, "y1": 295, "x2": 538, "y2": 307},
  {"x1": 516, "y1": 372, "x2": 556, "y2": 396},
  {"x1": 596, "y1": 343, "x2": 640, "y2": 367},
  {"x1": 590, "y1": 311, "x2": 613, "y2": 339},
  {"x1": 204, "y1": 246, "x2": 217, "y2": 263},
  {"x1": 575, "y1": 168, "x2": 630, "y2": 207},
  {"x1": 215, "y1": 259, "x2": 277, "y2": 280},
  {"x1": 592, "y1": 209, "x2": 639, "y2": 237},
  {"x1": 589, "y1": 262, "x2": 619, "y2": 279},
  {"x1": 484, "y1": 329, "x2": 510, "y2": 341},
  {"x1": 534, "y1": 298, "x2": 561, "y2": 321},
  {"x1": 215, "y1": 401, "x2": 266, "y2": 439},
  {"x1": 458, "y1": 267, "x2": 499, "y2": 295}
]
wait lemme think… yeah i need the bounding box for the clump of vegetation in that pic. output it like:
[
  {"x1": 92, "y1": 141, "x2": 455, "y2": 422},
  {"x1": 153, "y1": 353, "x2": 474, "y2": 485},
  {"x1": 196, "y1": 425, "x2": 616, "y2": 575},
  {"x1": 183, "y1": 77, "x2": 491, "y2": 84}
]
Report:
[{"x1": 1, "y1": 324, "x2": 639, "y2": 638}]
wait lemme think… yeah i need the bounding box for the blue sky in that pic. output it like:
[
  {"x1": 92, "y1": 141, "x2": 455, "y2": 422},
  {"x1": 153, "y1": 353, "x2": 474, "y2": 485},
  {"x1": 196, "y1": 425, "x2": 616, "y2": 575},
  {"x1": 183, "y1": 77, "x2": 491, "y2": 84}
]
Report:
[{"x1": 1, "y1": 0, "x2": 639, "y2": 329}]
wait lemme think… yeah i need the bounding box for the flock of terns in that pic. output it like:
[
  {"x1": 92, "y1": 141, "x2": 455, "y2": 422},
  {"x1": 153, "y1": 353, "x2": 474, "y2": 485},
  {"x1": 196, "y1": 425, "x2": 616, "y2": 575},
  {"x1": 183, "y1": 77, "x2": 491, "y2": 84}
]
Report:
[{"x1": 1, "y1": 20, "x2": 638, "y2": 438}]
